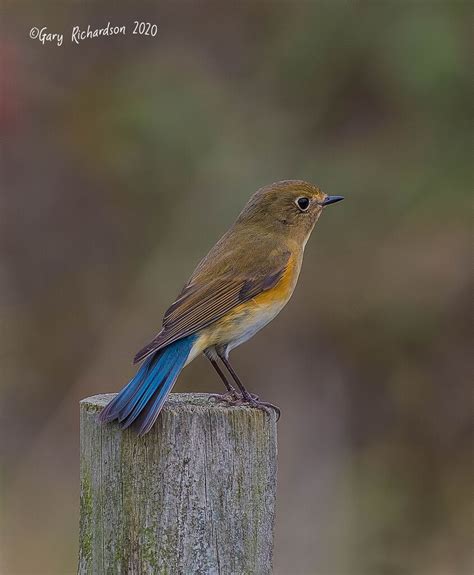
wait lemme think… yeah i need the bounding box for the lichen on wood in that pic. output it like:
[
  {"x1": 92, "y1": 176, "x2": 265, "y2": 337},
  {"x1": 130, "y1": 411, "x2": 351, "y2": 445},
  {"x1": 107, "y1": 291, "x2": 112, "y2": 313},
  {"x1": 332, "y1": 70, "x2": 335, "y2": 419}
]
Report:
[{"x1": 78, "y1": 393, "x2": 278, "y2": 575}]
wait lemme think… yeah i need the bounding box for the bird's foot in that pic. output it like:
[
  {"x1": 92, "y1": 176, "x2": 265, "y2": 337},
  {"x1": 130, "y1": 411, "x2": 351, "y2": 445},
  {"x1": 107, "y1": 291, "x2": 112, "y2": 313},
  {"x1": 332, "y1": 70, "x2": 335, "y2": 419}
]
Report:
[
  {"x1": 209, "y1": 391, "x2": 279, "y2": 420},
  {"x1": 208, "y1": 391, "x2": 265, "y2": 406},
  {"x1": 208, "y1": 391, "x2": 241, "y2": 405},
  {"x1": 241, "y1": 392, "x2": 281, "y2": 421}
]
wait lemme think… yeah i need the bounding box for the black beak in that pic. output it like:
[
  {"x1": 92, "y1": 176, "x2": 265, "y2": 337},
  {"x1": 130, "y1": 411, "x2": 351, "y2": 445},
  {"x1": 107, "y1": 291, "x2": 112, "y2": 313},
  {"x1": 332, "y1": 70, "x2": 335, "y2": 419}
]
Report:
[{"x1": 321, "y1": 195, "x2": 344, "y2": 206}]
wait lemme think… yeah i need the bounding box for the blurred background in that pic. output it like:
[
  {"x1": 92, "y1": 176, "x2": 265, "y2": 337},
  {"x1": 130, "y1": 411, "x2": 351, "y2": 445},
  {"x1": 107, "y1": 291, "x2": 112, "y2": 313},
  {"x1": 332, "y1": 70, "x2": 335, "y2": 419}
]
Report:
[{"x1": 1, "y1": 2, "x2": 472, "y2": 574}]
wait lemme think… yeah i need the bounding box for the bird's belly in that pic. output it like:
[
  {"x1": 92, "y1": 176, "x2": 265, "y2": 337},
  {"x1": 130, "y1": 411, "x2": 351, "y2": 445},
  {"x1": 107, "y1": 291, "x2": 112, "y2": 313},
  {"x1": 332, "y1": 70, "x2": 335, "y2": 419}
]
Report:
[
  {"x1": 198, "y1": 298, "x2": 287, "y2": 354},
  {"x1": 188, "y1": 251, "x2": 301, "y2": 361},
  {"x1": 225, "y1": 306, "x2": 281, "y2": 351}
]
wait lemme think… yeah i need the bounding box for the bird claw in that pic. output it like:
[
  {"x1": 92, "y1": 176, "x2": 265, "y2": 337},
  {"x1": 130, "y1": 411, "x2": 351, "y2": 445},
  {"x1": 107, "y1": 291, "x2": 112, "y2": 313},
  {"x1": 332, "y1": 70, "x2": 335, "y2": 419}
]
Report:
[
  {"x1": 208, "y1": 391, "x2": 241, "y2": 404},
  {"x1": 244, "y1": 395, "x2": 281, "y2": 421},
  {"x1": 209, "y1": 392, "x2": 280, "y2": 420}
]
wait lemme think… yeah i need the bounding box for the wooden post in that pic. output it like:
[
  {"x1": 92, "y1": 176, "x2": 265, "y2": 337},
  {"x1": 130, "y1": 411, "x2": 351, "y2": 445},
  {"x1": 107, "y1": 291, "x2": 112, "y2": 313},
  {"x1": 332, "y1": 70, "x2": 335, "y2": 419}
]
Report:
[{"x1": 78, "y1": 393, "x2": 278, "y2": 575}]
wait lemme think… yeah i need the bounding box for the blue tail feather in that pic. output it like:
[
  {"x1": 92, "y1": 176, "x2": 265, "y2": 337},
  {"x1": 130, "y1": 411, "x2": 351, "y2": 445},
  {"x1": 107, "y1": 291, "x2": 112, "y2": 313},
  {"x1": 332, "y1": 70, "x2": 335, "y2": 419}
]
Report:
[
  {"x1": 99, "y1": 335, "x2": 195, "y2": 435},
  {"x1": 132, "y1": 354, "x2": 187, "y2": 434},
  {"x1": 118, "y1": 352, "x2": 171, "y2": 423}
]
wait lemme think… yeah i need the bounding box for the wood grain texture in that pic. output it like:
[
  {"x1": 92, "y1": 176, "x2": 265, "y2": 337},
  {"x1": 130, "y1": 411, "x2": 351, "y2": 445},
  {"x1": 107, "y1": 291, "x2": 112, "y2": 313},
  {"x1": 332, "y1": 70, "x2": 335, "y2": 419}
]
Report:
[{"x1": 79, "y1": 393, "x2": 278, "y2": 575}]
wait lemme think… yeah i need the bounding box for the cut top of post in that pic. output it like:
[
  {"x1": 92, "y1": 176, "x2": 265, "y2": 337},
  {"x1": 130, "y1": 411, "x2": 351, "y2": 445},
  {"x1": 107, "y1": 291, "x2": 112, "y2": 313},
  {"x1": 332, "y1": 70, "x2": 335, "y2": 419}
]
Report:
[{"x1": 81, "y1": 392, "x2": 279, "y2": 422}]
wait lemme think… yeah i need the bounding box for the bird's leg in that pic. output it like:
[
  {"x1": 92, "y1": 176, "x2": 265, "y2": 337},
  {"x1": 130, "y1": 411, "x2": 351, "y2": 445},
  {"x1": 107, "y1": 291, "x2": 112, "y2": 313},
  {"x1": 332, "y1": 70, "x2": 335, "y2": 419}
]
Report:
[
  {"x1": 205, "y1": 351, "x2": 241, "y2": 403},
  {"x1": 218, "y1": 353, "x2": 281, "y2": 420}
]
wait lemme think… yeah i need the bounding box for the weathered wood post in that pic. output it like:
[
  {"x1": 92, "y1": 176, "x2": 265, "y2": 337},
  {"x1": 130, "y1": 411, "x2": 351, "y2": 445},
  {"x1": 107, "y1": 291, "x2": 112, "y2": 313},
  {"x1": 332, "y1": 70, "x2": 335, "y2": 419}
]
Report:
[{"x1": 79, "y1": 393, "x2": 278, "y2": 574}]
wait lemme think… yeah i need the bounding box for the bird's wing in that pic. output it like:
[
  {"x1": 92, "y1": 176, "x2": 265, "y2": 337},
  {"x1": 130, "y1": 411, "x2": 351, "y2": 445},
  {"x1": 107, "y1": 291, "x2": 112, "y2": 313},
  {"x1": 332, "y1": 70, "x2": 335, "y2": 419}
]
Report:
[{"x1": 133, "y1": 250, "x2": 290, "y2": 363}]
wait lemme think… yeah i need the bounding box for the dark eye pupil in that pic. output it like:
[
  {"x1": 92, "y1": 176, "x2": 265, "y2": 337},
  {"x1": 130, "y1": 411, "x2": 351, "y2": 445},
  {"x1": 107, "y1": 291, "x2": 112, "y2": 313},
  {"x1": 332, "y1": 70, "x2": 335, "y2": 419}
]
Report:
[{"x1": 297, "y1": 197, "x2": 310, "y2": 210}]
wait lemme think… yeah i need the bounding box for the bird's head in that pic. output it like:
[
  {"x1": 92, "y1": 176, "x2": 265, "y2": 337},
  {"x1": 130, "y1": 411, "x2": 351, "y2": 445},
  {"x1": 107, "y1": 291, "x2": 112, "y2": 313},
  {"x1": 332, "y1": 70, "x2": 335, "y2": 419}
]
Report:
[{"x1": 236, "y1": 180, "x2": 344, "y2": 245}]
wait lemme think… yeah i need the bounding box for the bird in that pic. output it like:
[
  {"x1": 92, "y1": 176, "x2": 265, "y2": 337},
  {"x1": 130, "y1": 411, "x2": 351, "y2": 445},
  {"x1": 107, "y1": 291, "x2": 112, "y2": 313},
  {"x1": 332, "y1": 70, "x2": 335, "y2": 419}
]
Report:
[{"x1": 99, "y1": 180, "x2": 343, "y2": 435}]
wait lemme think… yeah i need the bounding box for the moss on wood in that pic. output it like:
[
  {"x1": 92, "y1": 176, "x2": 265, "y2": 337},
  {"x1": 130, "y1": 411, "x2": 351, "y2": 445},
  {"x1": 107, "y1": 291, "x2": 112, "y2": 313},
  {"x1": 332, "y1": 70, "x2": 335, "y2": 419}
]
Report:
[{"x1": 78, "y1": 393, "x2": 277, "y2": 574}]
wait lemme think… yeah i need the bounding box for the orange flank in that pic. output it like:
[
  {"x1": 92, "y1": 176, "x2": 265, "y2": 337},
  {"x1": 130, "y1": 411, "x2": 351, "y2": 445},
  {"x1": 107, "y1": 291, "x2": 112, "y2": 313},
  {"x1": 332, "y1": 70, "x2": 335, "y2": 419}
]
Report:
[
  {"x1": 197, "y1": 252, "x2": 302, "y2": 352},
  {"x1": 252, "y1": 251, "x2": 300, "y2": 306}
]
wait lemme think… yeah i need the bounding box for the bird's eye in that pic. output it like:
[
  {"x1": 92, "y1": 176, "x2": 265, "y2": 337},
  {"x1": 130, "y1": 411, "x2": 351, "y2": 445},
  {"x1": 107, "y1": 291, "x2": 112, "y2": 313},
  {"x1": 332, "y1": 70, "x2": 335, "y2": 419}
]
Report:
[{"x1": 296, "y1": 197, "x2": 310, "y2": 211}]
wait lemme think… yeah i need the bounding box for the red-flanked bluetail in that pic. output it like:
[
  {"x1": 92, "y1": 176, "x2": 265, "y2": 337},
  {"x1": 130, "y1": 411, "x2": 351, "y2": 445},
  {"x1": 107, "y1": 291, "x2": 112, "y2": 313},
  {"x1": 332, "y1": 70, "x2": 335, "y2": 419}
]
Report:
[{"x1": 100, "y1": 180, "x2": 344, "y2": 434}]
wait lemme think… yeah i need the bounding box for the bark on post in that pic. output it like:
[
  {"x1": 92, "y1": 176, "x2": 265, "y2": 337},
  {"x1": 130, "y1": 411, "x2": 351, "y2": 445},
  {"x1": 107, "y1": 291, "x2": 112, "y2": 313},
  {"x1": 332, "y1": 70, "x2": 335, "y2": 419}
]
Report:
[{"x1": 78, "y1": 393, "x2": 278, "y2": 575}]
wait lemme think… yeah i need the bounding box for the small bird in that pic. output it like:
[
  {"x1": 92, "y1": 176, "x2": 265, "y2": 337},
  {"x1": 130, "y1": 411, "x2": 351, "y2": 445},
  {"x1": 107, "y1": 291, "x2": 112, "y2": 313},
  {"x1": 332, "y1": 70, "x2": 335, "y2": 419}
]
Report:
[{"x1": 100, "y1": 180, "x2": 343, "y2": 434}]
